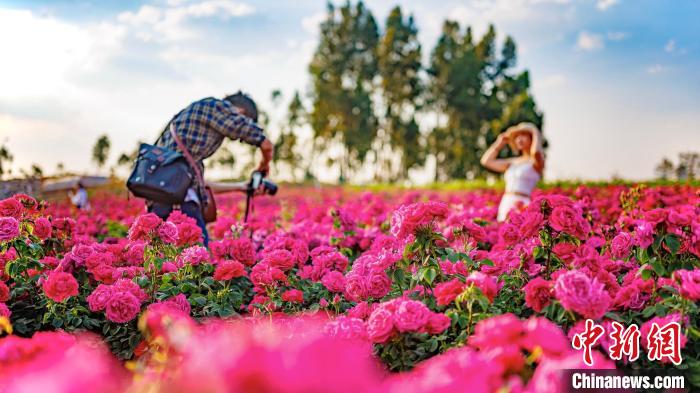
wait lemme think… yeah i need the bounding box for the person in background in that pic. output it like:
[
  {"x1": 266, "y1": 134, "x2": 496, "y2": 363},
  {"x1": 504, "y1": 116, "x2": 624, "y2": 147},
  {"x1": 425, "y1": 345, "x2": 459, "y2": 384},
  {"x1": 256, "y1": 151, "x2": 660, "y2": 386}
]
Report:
[
  {"x1": 480, "y1": 122, "x2": 545, "y2": 222},
  {"x1": 149, "y1": 92, "x2": 274, "y2": 245},
  {"x1": 69, "y1": 181, "x2": 90, "y2": 210}
]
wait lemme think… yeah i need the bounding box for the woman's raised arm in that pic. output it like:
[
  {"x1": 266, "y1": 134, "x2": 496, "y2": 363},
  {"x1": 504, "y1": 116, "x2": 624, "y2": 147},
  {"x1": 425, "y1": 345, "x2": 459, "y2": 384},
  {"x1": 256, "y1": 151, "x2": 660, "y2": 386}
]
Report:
[{"x1": 480, "y1": 133, "x2": 511, "y2": 173}]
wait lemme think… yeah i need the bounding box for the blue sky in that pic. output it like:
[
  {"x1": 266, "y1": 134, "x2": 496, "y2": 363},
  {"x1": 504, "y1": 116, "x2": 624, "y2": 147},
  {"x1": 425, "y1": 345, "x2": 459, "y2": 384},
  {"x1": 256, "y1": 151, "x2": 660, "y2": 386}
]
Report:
[{"x1": 0, "y1": 0, "x2": 698, "y2": 181}]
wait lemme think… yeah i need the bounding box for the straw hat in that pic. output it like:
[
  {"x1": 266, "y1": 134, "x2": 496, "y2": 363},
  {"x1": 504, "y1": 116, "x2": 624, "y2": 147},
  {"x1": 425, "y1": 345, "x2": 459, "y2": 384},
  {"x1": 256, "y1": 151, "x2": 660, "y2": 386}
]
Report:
[{"x1": 504, "y1": 122, "x2": 539, "y2": 151}]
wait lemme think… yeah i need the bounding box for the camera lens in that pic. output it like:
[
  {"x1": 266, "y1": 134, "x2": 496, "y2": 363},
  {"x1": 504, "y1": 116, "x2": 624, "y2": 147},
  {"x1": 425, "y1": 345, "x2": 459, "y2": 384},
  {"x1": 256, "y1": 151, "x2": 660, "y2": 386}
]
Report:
[{"x1": 263, "y1": 180, "x2": 278, "y2": 195}]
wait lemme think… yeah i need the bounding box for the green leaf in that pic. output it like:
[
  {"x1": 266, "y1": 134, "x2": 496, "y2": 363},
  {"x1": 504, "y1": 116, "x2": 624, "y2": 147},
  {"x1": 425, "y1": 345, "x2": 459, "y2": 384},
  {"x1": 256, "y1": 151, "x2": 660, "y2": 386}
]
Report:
[
  {"x1": 664, "y1": 234, "x2": 681, "y2": 255},
  {"x1": 650, "y1": 259, "x2": 667, "y2": 277},
  {"x1": 424, "y1": 267, "x2": 438, "y2": 284},
  {"x1": 480, "y1": 259, "x2": 494, "y2": 267},
  {"x1": 51, "y1": 318, "x2": 64, "y2": 328},
  {"x1": 192, "y1": 296, "x2": 207, "y2": 306},
  {"x1": 640, "y1": 267, "x2": 653, "y2": 281}
]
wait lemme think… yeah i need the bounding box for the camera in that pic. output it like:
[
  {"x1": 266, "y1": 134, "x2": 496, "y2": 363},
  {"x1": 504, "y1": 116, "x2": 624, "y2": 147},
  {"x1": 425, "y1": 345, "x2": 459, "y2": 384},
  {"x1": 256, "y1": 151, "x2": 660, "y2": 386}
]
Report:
[{"x1": 249, "y1": 171, "x2": 278, "y2": 196}]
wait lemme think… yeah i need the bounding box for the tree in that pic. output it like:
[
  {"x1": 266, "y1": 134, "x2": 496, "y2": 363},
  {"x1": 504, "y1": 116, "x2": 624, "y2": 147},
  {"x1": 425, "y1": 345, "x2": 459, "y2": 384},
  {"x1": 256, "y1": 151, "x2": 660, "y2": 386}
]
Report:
[
  {"x1": 0, "y1": 142, "x2": 13, "y2": 179},
  {"x1": 275, "y1": 91, "x2": 305, "y2": 181},
  {"x1": 309, "y1": 1, "x2": 379, "y2": 182},
  {"x1": 377, "y1": 6, "x2": 424, "y2": 181},
  {"x1": 427, "y1": 22, "x2": 542, "y2": 180},
  {"x1": 427, "y1": 22, "x2": 483, "y2": 181},
  {"x1": 655, "y1": 157, "x2": 675, "y2": 180},
  {"x1": 30, "y1": 164, "x2": 43, "y2": 178},
  {"x1": 677, "y1": 152, "x2": 699, "y2": 180},
  {"x1": 92, "y1": 134, "x2": 111, "y2": 173}
]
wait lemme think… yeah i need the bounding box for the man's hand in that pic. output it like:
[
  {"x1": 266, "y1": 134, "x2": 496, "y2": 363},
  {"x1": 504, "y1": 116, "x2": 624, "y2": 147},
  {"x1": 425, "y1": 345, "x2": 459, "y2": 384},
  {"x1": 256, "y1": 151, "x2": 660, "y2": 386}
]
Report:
[{"x1": 256, "y1": 139, "x2": 274, "y2": 176}]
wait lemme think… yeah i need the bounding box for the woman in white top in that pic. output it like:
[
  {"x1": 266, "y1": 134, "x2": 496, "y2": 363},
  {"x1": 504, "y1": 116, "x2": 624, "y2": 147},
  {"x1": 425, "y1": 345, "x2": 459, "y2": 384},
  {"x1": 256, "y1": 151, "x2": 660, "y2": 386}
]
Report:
[
  {"x1": 69, "y1": 182, "x2": 90, "y2": 211},
  {"x1": 480, "y1": 122, "x2": 544, "y2": 222}
]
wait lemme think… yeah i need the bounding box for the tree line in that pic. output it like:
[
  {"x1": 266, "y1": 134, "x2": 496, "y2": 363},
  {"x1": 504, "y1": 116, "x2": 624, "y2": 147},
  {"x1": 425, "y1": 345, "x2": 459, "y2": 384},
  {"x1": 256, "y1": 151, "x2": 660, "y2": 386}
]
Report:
[{"x1": 277, "y1": 2, "x2": 544, "y2": 183}]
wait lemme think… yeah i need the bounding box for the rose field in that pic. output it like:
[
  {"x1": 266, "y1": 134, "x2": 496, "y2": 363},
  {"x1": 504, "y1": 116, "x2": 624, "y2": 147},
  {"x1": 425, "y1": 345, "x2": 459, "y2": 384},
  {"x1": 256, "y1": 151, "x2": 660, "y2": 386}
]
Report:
[{"x1": 1, "y1": 183, "x2": 699, "y2": 392}]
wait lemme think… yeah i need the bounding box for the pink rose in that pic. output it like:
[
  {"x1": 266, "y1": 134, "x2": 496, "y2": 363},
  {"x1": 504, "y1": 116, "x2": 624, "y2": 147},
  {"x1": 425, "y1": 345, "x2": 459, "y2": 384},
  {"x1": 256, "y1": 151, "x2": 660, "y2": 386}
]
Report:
[
  {"x1": 554, "y1": 270, "x2": 611, "y2": 319},
  {"x1": 161, "y1": 262, "x2": 178, "y2": 273},
  {"x1": 434, "y1": 279, "x2": 466, "y2": 306},
  {"x1": 321, "y1": 271, "x2": 346, "y2": 293},
  {"x1": 112, "y1": 278, "x2": 148, "y2": 302},
  {"x1": 128, "y1": 213, "x2": 163, "y2": 240},
  {"x1": 523, "y1": 277, "x2": 552, "y2": 313},
  {"x1": 229, "y1": 237, "x2": 256, "y2": 266},
  {"x1": 180, "y1": 246, "x2": 210, "y2": 266},
  {"x1": 0, "y1": 198, "x2": 23, "y2": 219},
  {"x1": 157, "y1": 222, "x2": 178, "y2": 244},
  {"x1": 390, "y1": 201, "x2": 449, "y2": 240},
  {"x1": 465, "y1": 272, "x2": 499, "y2": 302},
  {"x1": 425, "y1": 312, "x2": 452, "y2": 335},
  {"x1": 498, "y1": 223, "x2": 520, "y2": 247},
  {"x1": 0, "y1": 302, "x2": 10, "y2": 318},
  {"x1": 469, "y1": 313, "x2": 524, "y2": 349},
  {"x1": 87, "y1": 284, "x2": 113, "y2": 312},
  {"x1": 366, "y1": 271, "x2": 391, "y2": 299},
  {"x1": 325, "y1": 316, "x2": 368, "y2": 341},
  {"x1": 394, "y1": 299, "x2": 430, "y2": 333},
  {"x1": 0, "y1": 281, "x2": 10, "y2": 302},
  {"x1": 347, "y1": 301, "x2": 373, "y2": 320},
  {"x1": 552, "y1": 242, "x2": 578, "y2": 263},
  {"x1": 213, "y1": 260, "x2": 246, "y2": 281},
  {"x1": 518, "y1": 212, "x2": 544, "y2": 238},
  {"x1": 344, "y1": 274, "x2": 368, "y2": 302},
  {"x1": 610, "y1": 232, "x2": 633, "y2": 259},
  {"x1": 124, "y1": 242, "x2": 146, "y2": 265},
  {"x1": 366, "y1": 308, "x2": 396, "y2": 343},
  {"x1": 522, "y1": 317, "x2": 569, "y2": 357},
  {"x1": 175, "y1": 221, "x2": 202, "y2": 247},
  {"x1": 162, "y1": 293, "x2": 191, "y2": 315},
  {"x1": 549, "y1": 206, "x2": 590, "y2": 239},
  {"x1": 0, "y1": 217, "x2": 20, "y2": 242},
  {"x1": 674, "y1": 269, "x2": 700, "y2": 301},
  {"x1": 33, "y1": 217, "x2": 52, "y2": 239},
  {"x1": 263, "y1": 249, "x2": 295, "y2": 271},
  {"x1": 105, "y1": 291, "x2": 141, "y2": 323},
  {"x1": 282, "y1": 289, "x2": 304, "y2": 303},
  {"x1": 42, "y1": 271, "x2": 79, "y2": 302}
]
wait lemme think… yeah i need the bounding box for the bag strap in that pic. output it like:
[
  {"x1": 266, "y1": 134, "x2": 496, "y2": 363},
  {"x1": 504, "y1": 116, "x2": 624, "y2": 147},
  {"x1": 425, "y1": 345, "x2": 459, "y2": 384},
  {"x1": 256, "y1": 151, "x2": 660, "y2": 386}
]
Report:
[{"x1": 169, "y1": 125, "x2": 204, "y2": 186}]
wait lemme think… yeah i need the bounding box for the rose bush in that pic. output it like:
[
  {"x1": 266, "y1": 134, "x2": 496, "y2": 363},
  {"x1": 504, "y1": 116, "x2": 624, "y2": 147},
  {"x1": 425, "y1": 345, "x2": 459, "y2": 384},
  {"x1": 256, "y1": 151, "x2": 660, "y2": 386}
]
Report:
[{"x1": 0, "y1": 183, "x2": 699, "y2": 390}]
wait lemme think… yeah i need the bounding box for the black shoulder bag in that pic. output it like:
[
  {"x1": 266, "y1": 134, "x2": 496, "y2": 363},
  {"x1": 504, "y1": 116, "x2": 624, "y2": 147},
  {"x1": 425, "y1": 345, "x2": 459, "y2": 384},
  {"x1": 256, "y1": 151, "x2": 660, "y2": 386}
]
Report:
[{"x1": 126, "y1": 125, "x2": 193, "y2": 204}]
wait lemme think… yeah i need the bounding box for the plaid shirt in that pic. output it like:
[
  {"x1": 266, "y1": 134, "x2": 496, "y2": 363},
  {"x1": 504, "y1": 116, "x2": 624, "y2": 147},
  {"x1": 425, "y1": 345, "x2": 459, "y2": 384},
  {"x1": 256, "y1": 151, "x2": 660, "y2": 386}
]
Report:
[{"x1": 156, "y1": 97, "x2": 266, "y2": 204}]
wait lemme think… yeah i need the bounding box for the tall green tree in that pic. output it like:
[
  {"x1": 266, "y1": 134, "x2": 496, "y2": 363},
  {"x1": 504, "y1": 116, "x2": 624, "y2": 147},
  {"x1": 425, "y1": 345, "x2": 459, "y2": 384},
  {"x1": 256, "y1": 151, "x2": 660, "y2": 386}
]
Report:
[
  {"x1": 309, "y1": 1, "x2": 379, "y2": 182},
  {"x1": 427, "y1": 22, "x2": 543, "y2": 180},
  {"x1": 275, "y1": 91, "x2": 305, "y2": 181},
  {"x1": 427, "y1": 22, "x2": 482, "y2": 181},
  {"x1": 92, "y1": 134, "x2": 111, "y2": 173},
  {"x1": 377, "y1": 6, "x2": 424, "y2": 180},
  {"x1": 0, "y1": 142, "x2": 13, "y2": 179}
]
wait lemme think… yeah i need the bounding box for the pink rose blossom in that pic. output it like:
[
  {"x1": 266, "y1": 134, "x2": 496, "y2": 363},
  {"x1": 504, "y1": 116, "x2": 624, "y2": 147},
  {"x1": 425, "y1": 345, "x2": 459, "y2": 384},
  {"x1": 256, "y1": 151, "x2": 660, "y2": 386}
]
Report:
[
  {"x1": 554, "y1": 270, "x2": 611, "y2": 319},
  {"x1": 105, "y1": 291, "x2": 141, "y2": 323},
  {"x1": 42, "y1": 271, "x2": 79, "y2": 302},
  {"x1": 0, "y1": 217, "x2": 20, "y2": 242}
]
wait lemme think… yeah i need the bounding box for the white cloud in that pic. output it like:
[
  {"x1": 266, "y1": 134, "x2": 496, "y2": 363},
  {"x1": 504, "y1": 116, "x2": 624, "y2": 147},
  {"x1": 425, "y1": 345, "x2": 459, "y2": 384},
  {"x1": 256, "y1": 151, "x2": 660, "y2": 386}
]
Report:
[
  {"x1": 664, "y1": 39, "x2": 676, "y2": 53},
  {"x1": 0, "y1": 9, "x2": 126, "y2": 99},
  {"x1": 301, "y1": 11, "x2": 325, "y2": 35},
  {"x1": 537, "y1": 74, "x2": 567, "y2": 89},
  {"x1": 117, "y1": 0, "x2": 255, "y2": 42},
  {"x1": 607, "y1": 31, "x2": 627, "y2": 41},
  {"x1": 596, "y1": 0, "x2": 619, "y2": 11},
  {"x1": 646, "y1": 64, "x2": 665, "y2": 74},
  {"x1": 576, "y1": 31, "x2": 604, "y2": 51}
]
